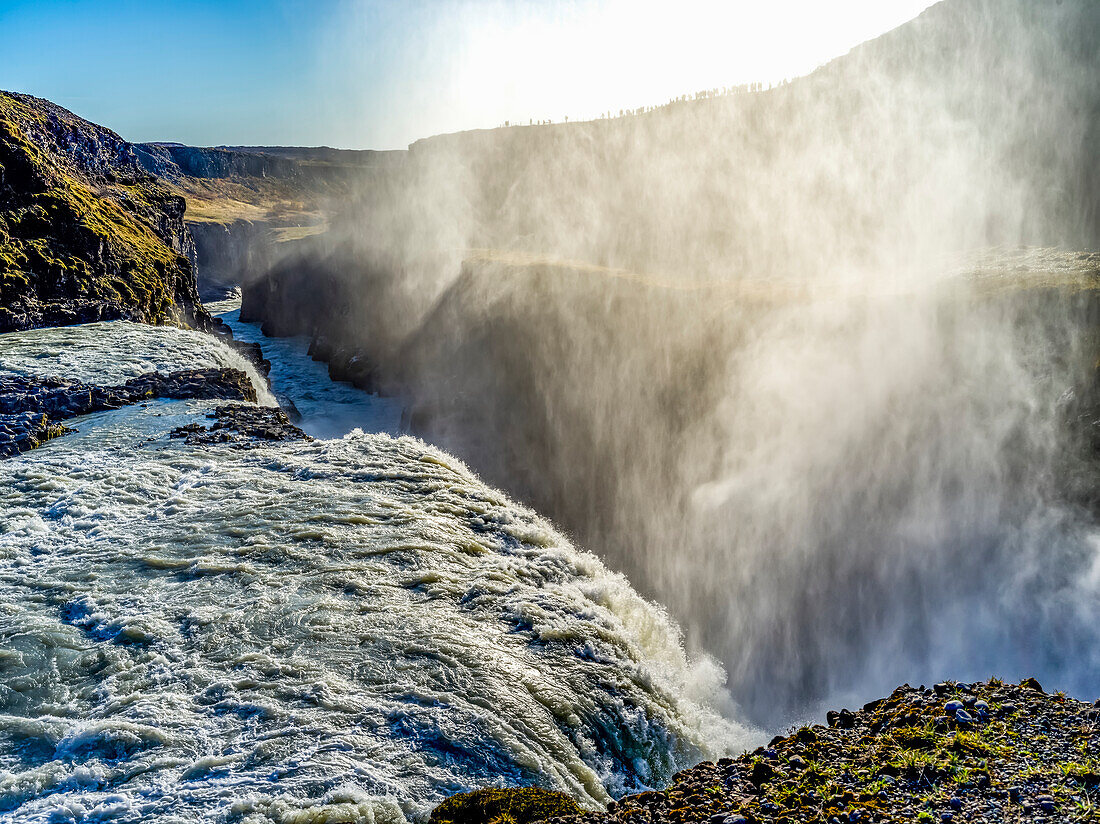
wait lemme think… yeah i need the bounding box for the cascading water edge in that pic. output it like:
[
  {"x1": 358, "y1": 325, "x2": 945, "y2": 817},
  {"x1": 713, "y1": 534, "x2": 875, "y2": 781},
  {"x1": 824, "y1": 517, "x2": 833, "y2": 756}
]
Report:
[{"x1": 0, "y1": 321, "x2": 758, "y2": 824}]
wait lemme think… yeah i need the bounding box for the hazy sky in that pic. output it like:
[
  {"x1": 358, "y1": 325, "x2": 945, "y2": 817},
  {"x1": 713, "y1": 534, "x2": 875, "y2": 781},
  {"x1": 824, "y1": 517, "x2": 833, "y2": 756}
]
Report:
[{"x1": 0, "y1": 0, "x2": 938, "y2": 149}]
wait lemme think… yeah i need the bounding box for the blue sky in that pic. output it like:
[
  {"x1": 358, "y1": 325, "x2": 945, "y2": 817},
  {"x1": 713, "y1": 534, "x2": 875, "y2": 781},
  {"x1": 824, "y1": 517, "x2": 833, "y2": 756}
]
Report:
[
  {"x1": 0, "y1": 0, "x2": 937, "y2": 150},
  {"x1": 0, "y1": 1, "x2": 343, "y2": 144}
]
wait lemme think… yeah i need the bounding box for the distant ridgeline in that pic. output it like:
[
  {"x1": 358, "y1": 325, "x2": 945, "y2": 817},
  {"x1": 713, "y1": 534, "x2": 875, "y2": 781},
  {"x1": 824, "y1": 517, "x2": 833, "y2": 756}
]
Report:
[
  {"x1": 0, "y1": 91, "x2": 209, "y2": 332},
  {"x1": 133, "y1": 141, "x2": 403, "y2": 301}
]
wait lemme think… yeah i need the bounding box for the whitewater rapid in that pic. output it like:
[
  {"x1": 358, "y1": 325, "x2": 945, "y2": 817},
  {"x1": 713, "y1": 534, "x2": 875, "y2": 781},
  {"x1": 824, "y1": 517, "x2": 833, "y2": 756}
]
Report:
[
  {"x1": 0, "y1": 322, "x2": 751, "y2": 823},
  {"x1": 0, "y1": 321, "x2": 277, "y2": 408}
]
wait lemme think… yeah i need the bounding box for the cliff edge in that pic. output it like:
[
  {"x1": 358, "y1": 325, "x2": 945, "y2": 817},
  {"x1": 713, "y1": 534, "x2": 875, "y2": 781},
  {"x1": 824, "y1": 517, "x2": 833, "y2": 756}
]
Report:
[{"x1": 0, "y1": 90, "x2": 209, "y2": 332}]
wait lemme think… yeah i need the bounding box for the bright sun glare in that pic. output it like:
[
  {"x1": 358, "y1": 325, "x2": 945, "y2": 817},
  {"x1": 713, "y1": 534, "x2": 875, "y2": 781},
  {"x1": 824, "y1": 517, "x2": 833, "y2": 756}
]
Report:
[{"x1": 330, "y1": 0, "x2": 939, "y2": 146}]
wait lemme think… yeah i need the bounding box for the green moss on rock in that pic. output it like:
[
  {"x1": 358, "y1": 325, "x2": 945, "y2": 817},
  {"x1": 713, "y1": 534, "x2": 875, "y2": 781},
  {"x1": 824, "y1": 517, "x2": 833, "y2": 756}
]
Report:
[
  {"x1": 0, "y1": 89, "x2": 208, "y2": 331},
  {"x1": 541, "y1": 679, "x2": 1100, "y2": 824},
  {"x1": 430, "y1": 788, "x2": 583, "y2": 824}
]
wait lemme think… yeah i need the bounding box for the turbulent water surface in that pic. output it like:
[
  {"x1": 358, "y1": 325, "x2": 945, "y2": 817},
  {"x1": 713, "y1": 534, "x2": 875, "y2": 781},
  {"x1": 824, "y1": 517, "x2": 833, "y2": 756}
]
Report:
[
  {"x1": 0, "y1": 323, "x2": 750, "y2": 824},
  {"x1": 0, "y1": 322, "x2": 276, "y2": 408}
]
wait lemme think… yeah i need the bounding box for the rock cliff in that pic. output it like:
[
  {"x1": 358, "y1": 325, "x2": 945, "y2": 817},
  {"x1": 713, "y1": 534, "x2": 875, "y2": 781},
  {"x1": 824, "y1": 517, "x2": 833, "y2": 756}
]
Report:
[{"x1": 0, "y1": 90, "x2": 209, "y2": 332}]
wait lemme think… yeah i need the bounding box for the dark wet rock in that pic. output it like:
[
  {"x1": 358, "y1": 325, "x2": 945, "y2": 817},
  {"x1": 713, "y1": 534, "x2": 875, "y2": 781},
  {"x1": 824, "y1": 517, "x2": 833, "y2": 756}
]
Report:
[
  {"x1": 170, "y1": 404, "x2": 309, "y2": 447},
  {"x1": 0, "y1": 369, "x2": 255, "y2": 419},
  {"x1": 230, "y1": 339, "x2": 271, "y2": 376},
  {"x1": 274, "y1": 393, "x2": 302, "y2": 423},
  {"x1": 0, "y1": 368, "x2": 256, "y2": 458},
  {"x1": 205, "y1": 320, "x2": 272, "y2": 377},
  {"x1": 0, "y1": 299, "x2": 140, "y2": 333},
  {"x1": 122, "y1": 369, "x2": 256, "y2": 403},
  {"x1": 168, "y1": 423, "x2": 206, "y2": 438},
  {"x1": 795, "y1": 727, "x2": 819, "y2": 744},
  {"x1": 0, "y1": 411, "x2": 73, "y2": 457},
  {"x1": 240, "y1": 257, "x2": 386, "y2": 395},
  {"x1": 827, "y1": 709, "x2": 856, "y2": 729},
  {"x1": 185, "y1": 219, "x2": 278, "y2": 301},
  {"x1": 749, "y1": 760, "x2": 776, "y2": 787}
]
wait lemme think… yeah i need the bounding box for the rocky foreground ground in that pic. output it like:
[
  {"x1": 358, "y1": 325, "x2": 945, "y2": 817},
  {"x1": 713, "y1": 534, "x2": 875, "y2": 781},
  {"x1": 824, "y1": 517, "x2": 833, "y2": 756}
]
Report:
[{"x1": 435, "y1": 679, "x2": 1100, "y2": 824}]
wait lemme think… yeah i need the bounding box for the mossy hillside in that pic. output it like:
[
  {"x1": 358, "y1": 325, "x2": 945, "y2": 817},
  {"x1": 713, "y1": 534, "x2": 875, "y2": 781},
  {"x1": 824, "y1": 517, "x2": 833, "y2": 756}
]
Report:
[{"x1": 0, "y1": 90, "x2": 205, "y2": 329}]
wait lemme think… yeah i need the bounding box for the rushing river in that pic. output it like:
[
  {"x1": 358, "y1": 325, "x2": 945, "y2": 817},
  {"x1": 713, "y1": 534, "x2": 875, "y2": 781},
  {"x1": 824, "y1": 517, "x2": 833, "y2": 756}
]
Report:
[
  {"x1": 0, "y1": 321, "x2": 751, "y2": 824},
  {"x1": 207, "y1": 298, "x2": 404, "y2": 440}
]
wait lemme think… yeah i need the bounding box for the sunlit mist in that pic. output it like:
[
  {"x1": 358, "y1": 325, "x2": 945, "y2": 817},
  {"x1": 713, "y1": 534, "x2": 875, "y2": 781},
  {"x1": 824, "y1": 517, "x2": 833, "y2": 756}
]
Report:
[{"x1": 326, "y1": 0, "x2": 938, "y2": 147}]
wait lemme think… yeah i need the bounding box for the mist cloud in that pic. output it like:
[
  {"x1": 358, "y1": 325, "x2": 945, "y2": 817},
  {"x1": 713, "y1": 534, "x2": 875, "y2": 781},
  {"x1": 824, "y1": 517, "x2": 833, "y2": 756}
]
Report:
[{"x1": 256, "y1": 0, "x2": 1100, "y2": 726}]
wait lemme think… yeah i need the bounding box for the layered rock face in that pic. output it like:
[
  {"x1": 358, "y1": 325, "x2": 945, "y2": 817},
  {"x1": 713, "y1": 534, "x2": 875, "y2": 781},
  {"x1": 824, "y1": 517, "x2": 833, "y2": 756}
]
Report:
[
  {"x1": 0, "y1": 90, "x2": 209, "y2": 332},
  {"x1": 188, "y1": 219, "x2": 277, "y2": 300},
  {"x1": 132, "y1": 141, "x2": 405, "y2": 300},
  {"x1": 135, "y1": 143, "x2": 306, "y2": 180}
]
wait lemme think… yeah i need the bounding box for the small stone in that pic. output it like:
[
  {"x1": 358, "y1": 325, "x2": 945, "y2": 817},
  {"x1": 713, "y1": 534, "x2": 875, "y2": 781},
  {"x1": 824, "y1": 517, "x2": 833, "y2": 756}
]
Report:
[
  {"x1": 945, "y1": 700, "x2": 964, "y2": 714},
  {"x1": 750, "y1": 761, "x2": 776, "y2": 786},
  {"x1": 932, "y1": 715, "x2": 953, "y2": 730},
  {"x1": 954, "y1": 709, "x2": 974, "y2": 725},
  {"x1": 948, "y1": 797, "x2": 962, "y2": 811}
]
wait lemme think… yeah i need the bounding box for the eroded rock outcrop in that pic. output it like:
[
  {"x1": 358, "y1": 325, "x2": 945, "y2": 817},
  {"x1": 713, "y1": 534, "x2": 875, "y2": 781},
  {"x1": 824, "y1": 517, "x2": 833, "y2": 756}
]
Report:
[
  {"x1": 0, "y1": 90, "x2": 210, "y2": 332},
  {"x1": 0, "y1": 411, "x2": 72, "y2": 457},
  {"x1": 170, "y1": 404, "x2": 309, "y2": 446},
  {"x1": 0, "y1": 368, "x2": 256, "y2": 457},
  {"x1": 445, "y1": 679, "x2": 1100, "y2": 824}
]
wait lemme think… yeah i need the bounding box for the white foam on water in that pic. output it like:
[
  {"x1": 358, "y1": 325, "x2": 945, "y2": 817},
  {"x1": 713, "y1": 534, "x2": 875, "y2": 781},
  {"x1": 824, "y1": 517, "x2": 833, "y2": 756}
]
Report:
[
  {"x1": 0, "y1": 321, "x2": 277, "y2": 407},
  {"x1": 0, "y1": 323, "x2": 755, "y2": 824}
]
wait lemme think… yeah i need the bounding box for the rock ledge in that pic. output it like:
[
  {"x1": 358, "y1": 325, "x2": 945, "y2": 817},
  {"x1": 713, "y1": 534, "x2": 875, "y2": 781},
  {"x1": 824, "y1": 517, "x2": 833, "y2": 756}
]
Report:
[{"x1": 0, "y1": 368, "x2": 257, "y2": 457}]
